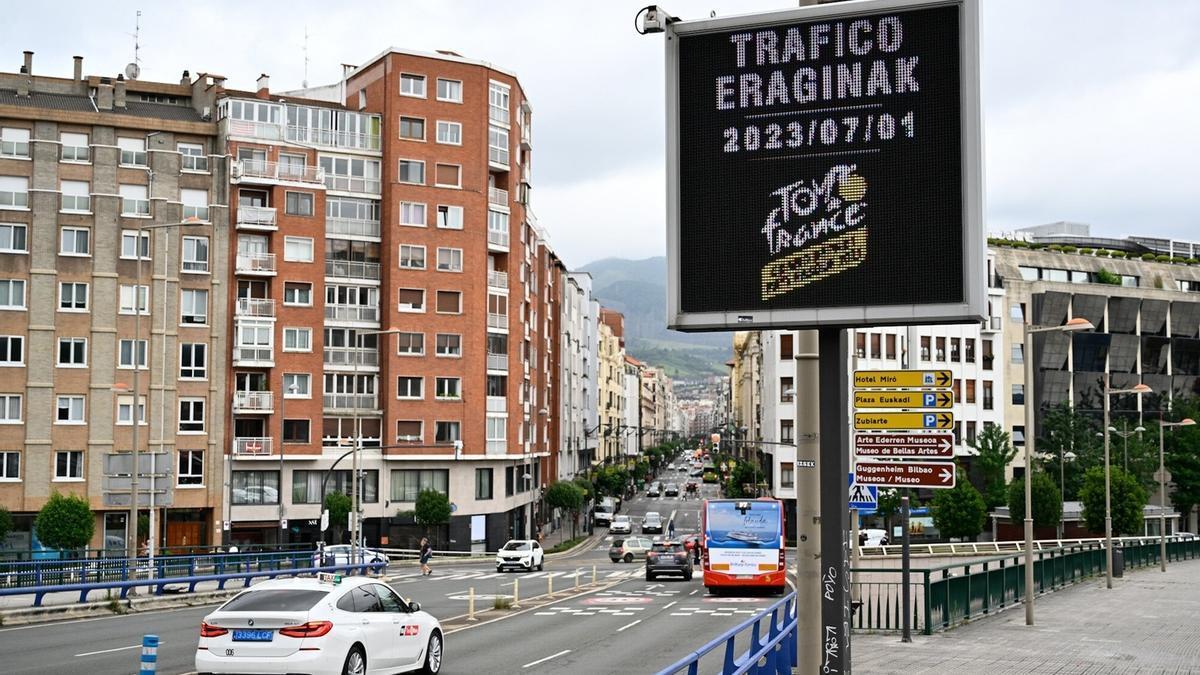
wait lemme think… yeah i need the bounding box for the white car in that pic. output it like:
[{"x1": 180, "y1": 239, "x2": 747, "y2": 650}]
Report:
[
  {"x1": 610, "y1": 515, "x2": 633, "y2": 535},
  {"x1": 495, "y1": 539, "x2": 545, "y2": 572},
  {"x1": 859, "y1": 529, "x2": 890, "y2": 547},
  {"x1": 195, "y1": 574, "x2": 442, "y2": 675},
  {"x1": 315, "y1": 545, "x2": 390, "y2": 567}
]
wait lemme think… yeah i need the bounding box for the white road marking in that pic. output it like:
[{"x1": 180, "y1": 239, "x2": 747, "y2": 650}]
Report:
[
  {"x1": 523, "y1": 649, "x2": 571, "y2": 668},
  {"x1": 670, "y1": 612, "x2": 689, "y2": 616},
  {"x1": 690, "y1": 589, "x2": 699, "y2": 595},
  {"x1": 617, "y1": 619, "x2": 642, "y2": 632},
  {"x1": 76, "y1": 642, "x2": 165, "y2": 658},
  {"x1": 664, "y1": 601, "x2": 677, "y2": 609},
  {"x1": 477, "y1": 573, "x2": 504, "y2": 579}
]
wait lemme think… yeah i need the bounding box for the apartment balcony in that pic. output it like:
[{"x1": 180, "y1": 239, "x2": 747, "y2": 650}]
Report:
[
  {"x1": 236, "y1": 252, "x2": 277, "y2": 276},
  {"x1": 232, "y1": 437, "x2": 273, "y2": 457},
  {"x1": 326, "y1": 216, "x2": 381, "y2": 238},
  {"x1": 487, "y1": 228, "x2": 510, "y2": 251},
  {"x1": 232, "y1": 346, "x2": 274, "y2": 367},
  {"x1": 286, "y1": 125, "x2": 382, "y2": 152},
  {"x1": 520, "y1": 123, "x2": 532, "y2": 151},
  {"x1": 488, "y1": 187, "x2": 509, "y2": 208},
  {"x1": 232, "y1": 159, "x2": 325, "y2": 186},
  {"x1": 487, "y1": 396, "x2": 507, "y2": 413},
  {"x1": 325, "y1": 304, "x2": 379, "y2": 323},
  {"x1": 325, "y1": 259, "x2": 381, "y2": 281},
  {"x1": 487, "y1": 271, "x2": 508, "y2": 289},
  {"x1": 323, "y1": 393, "x2": 379, "y2": 412},
  {"x1": 323, "y1": 346, "x2": 378, "y2": 368},
  {"x1": 235, "y1": 298, "x2": 275, "y2": 318},
  {"x1": 487, "y1": 353, "x2": 509, "y2": 372},
  {"x1": 232, "y1": 391, "x2": 273, "y2": 414},
  {"x1": 982, "y1": 316, "x2": 1002, "y2": 333},
  {"x1": 325, "y1": 175, "x2": 382, "y2": 195},
  {"x1": 237, "y1": 206, "x2": 277, "y2": 231},
  {"x1": 223, "y1": 118, "x2": 285, "y2": 142},
  {"x1": 487, "y1": 313, "x2": 509, "y2": 331}
]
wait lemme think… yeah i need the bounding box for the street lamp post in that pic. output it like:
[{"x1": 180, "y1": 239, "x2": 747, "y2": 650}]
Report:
[
  {"x1": 279, "y1": 381, "x2": 299, "y2": 545},
  {"x1": 1058, "y1": 448, "x2": 1076, "y2": 540},
  {"x1": 1158, "y1": 416, "x2": 1195, "y2": 572},
  {"x1": 1108, "y1": 420, "x2": 1146, "y2": 473},
  {"x1": 350, "y1": 327, "x2": 404, "y2": 565},
  {"x1": 1022, "y1": 316, "x2": 1092, "y2": 625},
  {"x1": 1102, "y1": 376, "x2": 1152, "y2": 589}
]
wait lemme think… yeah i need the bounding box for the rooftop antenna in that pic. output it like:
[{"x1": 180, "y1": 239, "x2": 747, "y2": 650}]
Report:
[
  {"x1": 124, "y1": 10, "x2": 142, "y2": 80},
  {"x1": 302, "y1": 25, "x2": 309, "y2": 89}
]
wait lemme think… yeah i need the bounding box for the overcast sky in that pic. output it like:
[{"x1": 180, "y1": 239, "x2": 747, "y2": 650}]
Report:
[{"x1": 4, "y1": 1, "x2": 1197, "y2": 269}]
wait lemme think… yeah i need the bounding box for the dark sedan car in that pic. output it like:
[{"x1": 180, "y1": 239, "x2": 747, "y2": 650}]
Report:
[
  {"x1": 646, "y1": 541, "x2": 693, "y2": 580},
  {"x1": 647, "y1": 482, "x2": 662, "y2": 497},
  {"x1": 663, "y1": 483, "x2": 680, "y2": 497}
]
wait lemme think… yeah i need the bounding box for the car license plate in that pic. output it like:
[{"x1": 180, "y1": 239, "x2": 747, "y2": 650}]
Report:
[
  {"x1": 232, "y1": 629, "x2": 274, "y2": 642},
  {"x1": 736, "y1": 575, "x2": 754, "y2": 580}
]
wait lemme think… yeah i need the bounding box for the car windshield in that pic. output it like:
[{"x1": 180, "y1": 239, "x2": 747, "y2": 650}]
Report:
[
  {"x1": 614, "y1": 516, "x2": 629, "y2": 522},
  {"x1": 652, "y1": 543, "x2": 684, "y2": 553},
  {"x1": 221, "y1": 589, "x2": 329, "y2": 612},
  {"x1": 503, "y1": 541, "x2": 531, "y2": 551}
]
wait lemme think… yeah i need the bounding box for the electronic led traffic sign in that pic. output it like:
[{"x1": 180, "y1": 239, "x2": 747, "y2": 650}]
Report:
[{"x1": 665, "y1": 0, "x2": 983, "y2": 330}]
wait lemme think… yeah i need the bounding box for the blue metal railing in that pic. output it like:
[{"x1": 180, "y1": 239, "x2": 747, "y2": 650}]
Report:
[
  {"x1": 0, "y1": 550, "x2": 321, "y2": 589},
  {"x1": 657, "y1": 592, "x2": 798, "y2": 675}
]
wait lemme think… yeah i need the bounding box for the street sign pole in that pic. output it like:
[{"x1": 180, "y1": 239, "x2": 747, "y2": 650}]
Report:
[
  {"x1": 795, "y1": 330, "x2": 822, "y2": 674},
  {"x1": 819, "y1": 328, "x2": 851, "y2": 673},
  {"x1": 901, "y1": 494, "x2": 912, "y2": 642}
]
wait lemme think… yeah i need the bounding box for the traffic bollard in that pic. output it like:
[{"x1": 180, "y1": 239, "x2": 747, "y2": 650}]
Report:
[
  {"x1": 548, "y1": 574, "x2": 554, "y2": 597},
  {"x1": 592, "y1": 564, "x2": 597, "y2": 587},
  {"x1": 512, "y1": 578, "x2": 521, "y2": 608},
  {"x1": 467, "y1": 587, "x2": 476, "y2": 621},
  {"x1": 139, "y1": 634, "x2": 158, "y2": 674}
]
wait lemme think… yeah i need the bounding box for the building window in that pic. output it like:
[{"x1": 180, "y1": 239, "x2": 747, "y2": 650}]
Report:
[
  {"x1": 116, "y1": 395, "x2": 147, "y2": 425},
  {"x1": 489, "y1": 81, "x2": 511, "y2": 124},
  {"x1": 0, "y1": 128, "x2": 27, "y2": 158},
  {"x1": 436, "y1": 121, "x2": 462, "y2": 145},
  {"x1": 283, "y1": 419, "x2": 311, "y2": 443},
  {"x1": 780, "y1": 333, "x2": 794, "y2": 360},
  {"x1": 437, "y1": 204, "x2": 464, "y2": 229},
  {"x1": 178, "y1": 398, "x2": 205, "y2": 433},
  {"x1": 436, "y1": 78, "x2": 463, "y2": 103},
  {"x1": 854, "y1": 332, "x2": 865, "y2": 358},
  {"x1": 59, "y1": 181, "x2": 91, "y2": 213},
  {"x1": 487, "y1": 416, "x2": 506, "y2": 453},
  {"x1": 60, "y1": 132, "x2": 89, "y2": 162},
  {"x1": 436, "y1": 421, "x2": 461, "y2": 443},
  {"x1": 283, "y1": 327, "x2": 312, "y2": 352},
  {"x1": 0, "y1": 394, "x2": 21, "y2": 423},
  {"x1": 121, "y1": 229, "x2": 150, "y2": 259},
  {"x1": 280, "y1": 237, "x2": 313, "y2": 264},
  {"x1": 397, "y1": 376, "x2": 423, "y2": 399},
  {"x1": 182, "y1": 236, "x2": 209, "y2": 272},
  {"x1": 964, "y1": 338, "x2": 976, "y2": 363},
  {"x1": 436, "y1": 333, "x2": 462, "y2": 357},
  {"x1": 952, "y1": 379, "x2": 961, "y2": 403},
  {"x1": 1012, "y1": 426, "x2": 1025, "y2": 446},
  {"x1": 283, "y1": 373, "x2": 311, "y2": 398},
  {"x1": 966, "y1": 421, "x2": 977, "y2": 447},
  {"x1": 180, "y1": 343, "x2": 207, "y2": 379},
  {"x1": 0, "y1": 176, "x2": 28, "y2": 209},
  {"x1": 179, "y1": 143, "x2": 208, "y2": 172},
  {"x1": 398, "y1": 160, "x2": 425, "y2": 185},
  {"x1": 399, "y1": 116, "x2": 426, "y2": 141},
  {"x1": 434, "y1": 163, "x2": 461, "y2": 188},
  {"x1": 118, "y1": 137, "x2": 147, "y2": 166},
  {"x1": 399, "y1": 244, "x2": 426, "y2": 270},
  {"x1": 397, "y1": 332, "x2": 424, "y2": 356},
  {"x1": 399, "y1": 201, "x2": 426, "y2": 227},
  {"x1": 1010, "y1": 303, "x2": 1025, "y2": 323},
  {"x1": 935, "y1": 337, "x2": 946, "y2": 361},
  {"x1": 780, "y1": 462, "x2": 795, "y2": 490},
  {"x1": 390, "y1": 469, "x2": 449, "y2": 502},
  {"x1": 181, "y1": 289, "x2": 208, "y2": 324},
  {"x1": 436, "y1": 377, "x2": 462, "y2": 400},
  {"x1": 1012, "y1": 383, "x2": 1025, "y2": 405},
  {"x1": 181, "y1": 189, "x2": 209, "y2": 221},
  {"x1": 488, "y1": 126, "x2": 510, "y2": 165},
  {"x1": 1011, "y1": 343, "x2": 1024, "y2": 364},
  {"x1": 398, "y1": 288, "x2": 425, "y2": 313},
  {"x1": 178, "y1": 450, "x2": 203, "y2": 486},
  {"x1": 475, "y1": 468, "x2": 493, "y2": 500},
  {"x1": 118, "y1": 339, "x2": 148, "y2": 369},
  {"x1": 54, "y1": 450, "x2": 83, "y2": 480},
  {"x1": 780, "y1": 419, "x2": 794, "y2": 443},
  {"x1": 57, "y1": 338, "x2": 87, "y2": 367},
  {"x1": 293, "y1": 470, "x2": 377, "y2": 504},
  {"x1": 399, "y1": 73, "x2": 427, "y2": 98},
  {"x1": 0, "y1": 451, "x2": 18, "y2": 479},
  {"x1": 965, "y1": 379, "x2": 976, "y2": 404},
  {"x1": 0, "y1": 336, "x2": 22, "y2": 366},
  {"x1": 285, "y1": 191, "x2": 314, "y2": 216},
  {"x1": 436, "y1": 290, "x2": 462, "y2": 314},
  {"x1": 870, "y1": 333, "x2": 881, "y2": 359},
  {"x1": 231, "y1": 470, "x2": 279, "y2": 505},
  {"x1": 60, "y1": 227, "x2": 90, "y2": 256},
  {"x1": 283, "y1": 282, "x2": 313, "y2": 306},
  {"x1": 119, "y1": 184, "x2": 150, "y2": 216},
  {"x1": 950, "y1": 338, "x2": 960, "y2": 362},
  {"x1": 56, "y1": 395, "x2": 85, "y2": 424},
  {"x1": 982, "y1": 339, "x2": 993, "y2": 371},
  {"x1": 982, "y1": 380, "x2": 993, "y2": 410},
  {"x1": 886, "y1": 333, "x2": 897, "y2": 360},
  {"x1": 59, "y1": 282, "x2": 88, "y2": 311},
  {"x1": 396, "y1": 420, "x2": 423, "y2": 443},
  {"x1": 920, "y1": 336, "x2": 931, "y2": 361},
  {"x1": 436, "y1": 247, "x2": 463, "y2": 272},
  {"x1": 780, "y1": 377, "x2": 794, "y2": 403}
]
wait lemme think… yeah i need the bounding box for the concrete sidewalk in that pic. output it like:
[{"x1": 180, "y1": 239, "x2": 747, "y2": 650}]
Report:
[{"x1": 854, "y1": 562, "x2": 1200, "y2": 673}]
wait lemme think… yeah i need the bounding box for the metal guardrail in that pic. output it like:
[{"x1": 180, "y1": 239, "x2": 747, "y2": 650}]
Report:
[
  {"x1": 657, "y1": 591, "x2": 797, "y2": 675},
  {"x1": 0, "y1": 550, "x2": 317, "y2": 590},
  {"x1": 858, "y1": 535, "x2": 1190, "y2": 557}
]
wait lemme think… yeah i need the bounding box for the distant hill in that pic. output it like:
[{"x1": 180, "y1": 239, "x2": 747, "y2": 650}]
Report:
[{"x1": 580, "y1": 256, "x2": 732, "y2": 379}]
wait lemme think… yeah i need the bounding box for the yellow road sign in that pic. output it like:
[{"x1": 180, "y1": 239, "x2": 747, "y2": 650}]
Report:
[
  {"x1": 854, "y1": 370, "x2": 952, "y2": 389},
  {"x1": 854, "y1": 390, "x2": 953, "y2": 409},
  {"x1": 854, "y1": 411, "x2": 954, "y2": 430}
]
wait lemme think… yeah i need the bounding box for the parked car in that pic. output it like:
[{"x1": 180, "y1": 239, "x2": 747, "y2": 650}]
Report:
[
  {"x1": 195, "y1": 574, "x2": 442, "y2": 675},
  {"x1": 594, "y1": 500, "x2": 615, "y2": 527},
  {"x1": 315, "y1": 545, "x2": 389, "y2": 567},
  {"x1": 664, "y1": 483, "x2": 680, "y2": 497},
  {"x1": 609, "y1": 537, "x2": 653, "y2": 563},
  {"x1": 645, "y1": 541, "x2": 693, "y2": 581},
  {"x1": 642, "y1": 512, "x2": 664, "y2": 534},
  {"x1": 610, "y1": 515, "x2": 632, "y2": 535},
  {"x1": 859, "y1": 529, "x2": 890, "y2": 547},
  {"x1": 667, "y1": 463, "x2": 676, "y2": 471},
  {"x1": 495, "y1": 539, "x2": 544, "y2": 572}
]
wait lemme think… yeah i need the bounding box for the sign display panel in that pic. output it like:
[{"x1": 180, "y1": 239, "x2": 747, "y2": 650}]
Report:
[{"x1": 666, "y1": 0, "x2": 982, "y2": 330}]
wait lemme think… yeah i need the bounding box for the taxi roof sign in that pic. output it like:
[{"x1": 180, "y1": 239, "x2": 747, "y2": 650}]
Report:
[{"x1": 317, "y1": 572, "x2": 343, "y2": 585}]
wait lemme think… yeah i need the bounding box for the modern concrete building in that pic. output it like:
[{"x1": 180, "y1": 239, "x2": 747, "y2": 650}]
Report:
[{"x1": 623, "y1": 355, "x2": 644, "y2": 458}]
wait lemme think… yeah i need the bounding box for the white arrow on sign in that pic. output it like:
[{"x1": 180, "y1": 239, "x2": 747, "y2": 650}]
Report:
[{"x1": 939, "y1": 467, "x2": 953, "y2": 484}]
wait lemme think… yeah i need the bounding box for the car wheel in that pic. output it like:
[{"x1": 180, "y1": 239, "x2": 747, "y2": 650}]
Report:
[
  {"x1": 537, "y1": 559, "x2": 544, "y2": 572},
  {"x1": 496, "y1": 566, "x2": 504, "y2": 573},
  {"x1": 624, "y1": 553, "x2": 633, "y2": 563},
  {"x1": 418, "y1": 630, "x2": 443, "y2": 674},
  {"x1": 342, "y1": 645, "x2": 366, "y2": 675}
]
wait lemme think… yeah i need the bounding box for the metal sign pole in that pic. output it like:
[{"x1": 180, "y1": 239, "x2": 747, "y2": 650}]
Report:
[
  {"x1": 795, "y1": 330, "x2": 821, "y2": 674},
  {"x1": 901, "y1": 494, "x2": 912, "y2": 642},
  {"x1": 819, "y1": 328, "x2": 851, "y2": 673}
]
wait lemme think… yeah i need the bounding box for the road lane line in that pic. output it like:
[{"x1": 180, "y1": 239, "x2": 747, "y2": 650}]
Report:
[
  {"x1": 664, "y1": 600, "x2": 677, "y2": 609},
  {"x1": 690, "y1": 589, "x2": 699, "y2": 595},
  {"x1": 75, "y1": 642, "x2": 164, "y2": 658},
  {"x1": 617, "y1": 619, "x2": 642, "y2": 632},
  {"x1": 523, "y1": 649, "x2": 571, "y2": 668}
]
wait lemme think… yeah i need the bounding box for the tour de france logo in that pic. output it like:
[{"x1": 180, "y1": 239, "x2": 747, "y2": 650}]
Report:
[{"x1": 760, "y1": 164, "x2": 868, "y2": 300}]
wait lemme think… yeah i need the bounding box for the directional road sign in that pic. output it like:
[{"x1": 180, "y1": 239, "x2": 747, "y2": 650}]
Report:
[
  {"x1": 854, "y1": 412, "x2": 954, "y2": 431},
  {"x1": 854, "y1": 370, "x2": 952, "y2": 389},
  {"x1": 854, "y1": 390, "x2": 953, "y2": 409},
  {"x1": 854, "y1": 433, "x2": 955, "y2": 459},
  {"x1": 854, "y1": 461, "x2": 957, "y2": 489}
]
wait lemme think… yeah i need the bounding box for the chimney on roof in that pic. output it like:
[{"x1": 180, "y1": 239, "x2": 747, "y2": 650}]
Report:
[
  {"x1": 114, "y1": 74, "x2": 127, "y2": 108},
  {"x1": 180, "y1": 70, "x2": 190, "y2": 86},
  {"x1": 256, "y1": 73, "x2": 269, "y2": 98},
  {"x1": 16, "y1": 71, "x2": 29, "y2": 97},
  {"x1": 73, "y1": 56, "x2": 83, "y2": 81},
  {"x1": 22, "y1": 51, "x2": 32, "y2": 76},
  {"x1": 97, "y1": 78, "x2": 114, "y2": 110}
]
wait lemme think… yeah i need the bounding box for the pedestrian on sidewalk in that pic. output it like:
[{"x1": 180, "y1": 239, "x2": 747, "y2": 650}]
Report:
[{"x1": 418, "y1": 537, "x2": 433, "y2": 576}]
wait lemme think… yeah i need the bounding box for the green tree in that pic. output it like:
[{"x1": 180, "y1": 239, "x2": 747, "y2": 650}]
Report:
[
  {"x1": 34, "y1": 492, "x2": 94, "y2": 551},
  {"x1": 0, "y1": 506, "x2": 13, "y2": 543},
  {"x1": 324, "y1": 490, "x2": 352, "y2": 544},
  {"x1": 1038, "y1": 403, "x2": 1102, "y2": 501},
  {"x1": 1164, "y1": 397, "x2": 1200, "y2": 522},
  {"x1": 970, "y1": 424, "x2": 1018, "y2": 510},
  {"x1": 414, "y1": 489, "x2": 452, "y2": 541},
  {"x1": 545, "y1": 481, "x2": 586, "y2": 538},
  {"x1": 875, "y1": 488, "x2": 902, "y2": 532},
  {"x1": 1079, "y1": 466, "x2": 1148, "y2": 536},
  {"x1": 1006, "y1": 471, "x2": 1063, "y2": 528},
  {"x1": 930, "y1": 469, "x2": 988, "y2": 540}
]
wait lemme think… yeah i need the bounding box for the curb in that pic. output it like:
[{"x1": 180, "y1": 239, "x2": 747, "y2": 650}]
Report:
[{"x1": 0, "y1": 588, "x2": 242, "y2": 627}]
